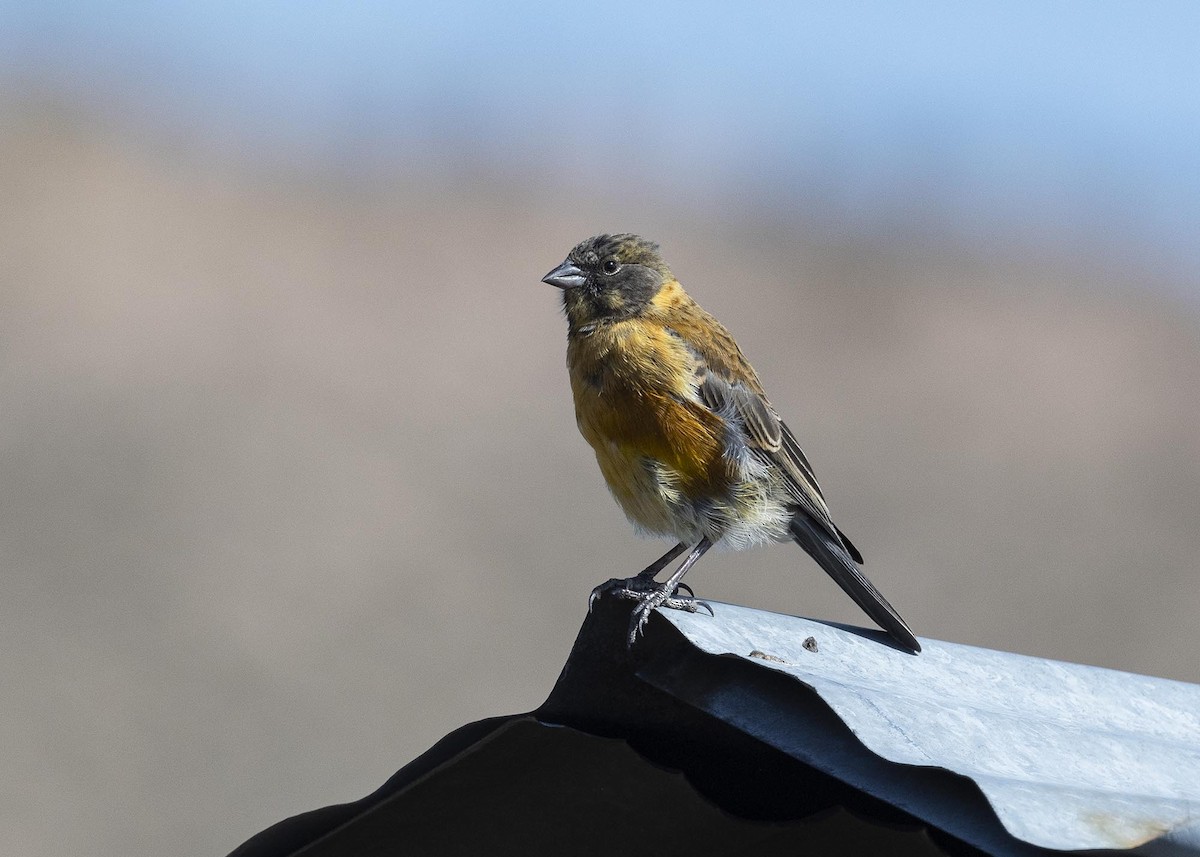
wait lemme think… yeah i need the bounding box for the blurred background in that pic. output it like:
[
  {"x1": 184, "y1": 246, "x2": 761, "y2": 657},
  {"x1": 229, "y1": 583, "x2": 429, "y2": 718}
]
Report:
[{"x1": 2, "y1": 2, "x2": 1199, "y2": 855}]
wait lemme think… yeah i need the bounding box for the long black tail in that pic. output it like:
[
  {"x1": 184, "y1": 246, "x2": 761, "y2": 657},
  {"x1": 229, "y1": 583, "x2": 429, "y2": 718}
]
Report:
[{"x1": 789, "y1": 516, "x2": 921, "y2": 653}]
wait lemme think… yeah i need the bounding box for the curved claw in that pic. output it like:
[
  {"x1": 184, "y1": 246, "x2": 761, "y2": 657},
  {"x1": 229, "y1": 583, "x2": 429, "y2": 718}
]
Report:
[
  {"x1": 590, "y1": 576, "x2": 662, "y2": 612},
  {"x1": 627, "y1": 602, "x2": 659, "y2": 647},
  {"x1": 661, "y1": 582, "x2": 713, "y2": 617},
  {"x1": 588, "y1": 579, "x2": 618, "y2": 612},
  {"x1": 626, "y1": 590, "x2": 666, "y2": 647},
  {"x1": 624, "y1": 590, "x2": 715, "y2": 647}
]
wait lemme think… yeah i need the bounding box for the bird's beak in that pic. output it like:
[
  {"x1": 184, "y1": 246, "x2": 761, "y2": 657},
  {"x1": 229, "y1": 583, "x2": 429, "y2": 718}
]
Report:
[{"x1": 542, "y1": 259, "x2": 586, "y2": 289}]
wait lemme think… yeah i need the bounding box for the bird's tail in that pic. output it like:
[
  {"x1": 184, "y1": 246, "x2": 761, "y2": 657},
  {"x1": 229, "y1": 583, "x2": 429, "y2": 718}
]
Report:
[{"x1": 789, "y1": 516, "x2": 921, "y2": 653}]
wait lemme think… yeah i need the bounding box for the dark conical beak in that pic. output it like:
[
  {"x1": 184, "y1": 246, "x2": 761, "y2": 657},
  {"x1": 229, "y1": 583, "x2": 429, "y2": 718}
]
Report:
[{"x1": 541, "y1": 259, "x2": 586, "y2": 289}]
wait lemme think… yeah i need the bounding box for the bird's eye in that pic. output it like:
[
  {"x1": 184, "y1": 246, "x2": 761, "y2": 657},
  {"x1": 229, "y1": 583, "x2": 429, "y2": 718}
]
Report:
[{"x1": 602, "y1": 259, "x2": 620, "y2": 275}]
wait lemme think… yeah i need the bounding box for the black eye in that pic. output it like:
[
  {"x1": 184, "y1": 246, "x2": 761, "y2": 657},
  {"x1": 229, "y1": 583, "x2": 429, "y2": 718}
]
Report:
[{"x1": 602, "y1": 259, "x2": 620, "y2": 275}]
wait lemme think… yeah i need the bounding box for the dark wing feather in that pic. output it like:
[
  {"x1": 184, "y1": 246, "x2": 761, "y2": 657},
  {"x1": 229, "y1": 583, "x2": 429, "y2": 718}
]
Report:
[
  {"x1": 665, "y1": 317, "x2": 833, "y2": 524},
  {"x1": 697, "y1": 368, "x2": 845, "y2": 548},
  {"x1": 834, "y1": 524, "x2": 864, "y2": 565},
  {"x1": 789, "y1": 515, "x2": 920, "y2": 652},
  {"x1": 774, "y1": 417, "x2": 863, "y2": 562},
  {"x1": 668, "y1": 317, "x2": 919, "y2": 651}
]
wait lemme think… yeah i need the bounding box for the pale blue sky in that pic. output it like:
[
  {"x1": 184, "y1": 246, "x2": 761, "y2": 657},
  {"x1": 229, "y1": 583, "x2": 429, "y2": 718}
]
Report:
[{"x1": 4, "y1": 1, "x2": 1199, "y2": 277}]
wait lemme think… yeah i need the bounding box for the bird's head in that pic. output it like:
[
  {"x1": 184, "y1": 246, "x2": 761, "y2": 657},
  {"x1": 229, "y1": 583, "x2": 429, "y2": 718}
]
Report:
[{"x1": 542, "y1": 233, "x2": 673, "y2": 330}]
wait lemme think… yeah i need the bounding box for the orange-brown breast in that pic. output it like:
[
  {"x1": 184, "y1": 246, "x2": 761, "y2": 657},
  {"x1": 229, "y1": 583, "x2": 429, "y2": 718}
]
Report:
[{"x1": 567, "y1": 314, "x2": 731, "y2": 509}]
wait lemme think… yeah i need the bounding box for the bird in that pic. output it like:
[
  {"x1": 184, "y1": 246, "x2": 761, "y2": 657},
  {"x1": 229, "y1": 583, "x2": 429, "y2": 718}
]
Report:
[{"x1": 541, "y1": 233, "x2": 921, "y2": 653}]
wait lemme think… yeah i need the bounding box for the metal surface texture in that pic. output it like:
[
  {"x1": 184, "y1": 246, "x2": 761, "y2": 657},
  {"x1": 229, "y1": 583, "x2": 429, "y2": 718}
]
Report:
[{"x1": 658, "y1": 602, "x2": 1200, "y2": 854}]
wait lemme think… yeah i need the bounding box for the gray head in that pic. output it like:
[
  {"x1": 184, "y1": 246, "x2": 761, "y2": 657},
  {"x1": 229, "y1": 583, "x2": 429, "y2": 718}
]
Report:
[{"x1": 542, "y1": 233, "x2": 673, "y2": 327}]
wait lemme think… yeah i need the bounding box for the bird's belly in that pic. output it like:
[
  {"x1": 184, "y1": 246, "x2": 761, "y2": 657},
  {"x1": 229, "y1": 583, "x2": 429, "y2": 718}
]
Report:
[
  {"x1": 591, "y1": 441, "x2": 793, "y2": 549},
  {"x1": 591, "y1": 442, "x2": 705, "y2": 540}
]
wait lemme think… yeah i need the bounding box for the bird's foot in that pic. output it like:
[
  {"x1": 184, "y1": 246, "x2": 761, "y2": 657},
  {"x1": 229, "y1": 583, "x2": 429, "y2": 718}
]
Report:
[
  {"x1": 658, "y1": 582, "x2": 714, "y2": 617},
  {"x1": 590, "y1": 578, "x2": 712, "y2": 646},
  {"x1": 590, "y1": 576, "x2": 710, "y2": 611},
  {"x1": 628, "y1": 587, "x2": 707, "y2": 646},
  {"x1": 588, "y1": 575, "x2": 654, "y2": 611}
]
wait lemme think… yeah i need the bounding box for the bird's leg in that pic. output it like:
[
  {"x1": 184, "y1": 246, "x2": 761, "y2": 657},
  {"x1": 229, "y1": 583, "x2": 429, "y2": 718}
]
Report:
[
  {"x1": 588, "y1": 542, "x2": 687, "y2": 610},
  {"x1": 628, "y1": 537, "x2": 713, "y2": 646},
  {"x1": 634, "y1": 541, "x2": 690, "y2": 580}
]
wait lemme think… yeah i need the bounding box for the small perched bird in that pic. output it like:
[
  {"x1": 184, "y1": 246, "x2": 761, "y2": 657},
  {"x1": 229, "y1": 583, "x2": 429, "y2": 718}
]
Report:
[{"x1": 542, "y1": 234, "x2": 921, "y2": 652}]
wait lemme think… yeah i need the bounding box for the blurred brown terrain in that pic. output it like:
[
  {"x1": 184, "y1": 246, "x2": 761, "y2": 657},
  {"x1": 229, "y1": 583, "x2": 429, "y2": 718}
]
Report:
[{"x1": 3, "y1": 104, "x2": 1199, "y2": 857}]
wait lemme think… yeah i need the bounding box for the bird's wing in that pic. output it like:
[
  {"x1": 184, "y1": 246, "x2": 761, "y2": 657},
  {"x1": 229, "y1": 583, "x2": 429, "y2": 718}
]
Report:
[
  {"x1": 667, "y1": 315, "x2": 856, "y2": 557},
  {"x1": 686, "y1": 331, "x2": 918, "y2": 647},
  {"x1": 697, "y1": 369, "x2": 839, "y2": 537}
]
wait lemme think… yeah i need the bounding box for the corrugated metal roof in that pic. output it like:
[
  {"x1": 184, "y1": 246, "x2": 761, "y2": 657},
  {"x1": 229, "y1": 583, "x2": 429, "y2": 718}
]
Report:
[{"x1": 656, "y1": 603, "x2": 1200, "y2": 854}]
